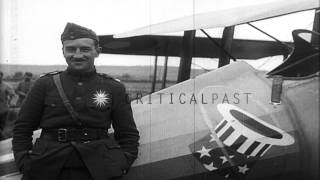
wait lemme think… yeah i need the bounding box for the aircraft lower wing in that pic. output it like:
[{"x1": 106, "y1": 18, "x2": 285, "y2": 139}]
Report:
[
  {"x1": 1, "y1": 61, "x2": 318, "y2": 180},
  {"x1": 114, "y1": 0, "x2": 319, "y2": 38}
]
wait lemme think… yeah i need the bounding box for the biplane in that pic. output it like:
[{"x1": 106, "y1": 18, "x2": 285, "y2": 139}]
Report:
[{"x1": 0, "y1": 0, "x2": 319, "y2": 179}]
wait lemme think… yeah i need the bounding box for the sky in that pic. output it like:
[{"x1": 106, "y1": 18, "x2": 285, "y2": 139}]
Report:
[{"x1": 0, "y1": 0, "x2": 316, "y2": 68}]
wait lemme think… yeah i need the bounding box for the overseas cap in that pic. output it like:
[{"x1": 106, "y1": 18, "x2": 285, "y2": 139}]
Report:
[{"x1": 61, "y1": 22, "x2": 99, "y2": 43}]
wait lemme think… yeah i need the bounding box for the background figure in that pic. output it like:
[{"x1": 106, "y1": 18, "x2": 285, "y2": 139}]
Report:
[
  {"x1": 15, "y1": 72, "x2": 33, "y2": 107},
  {"x1": 0, "y1": 71, "x2": 15, "y2": 140}
]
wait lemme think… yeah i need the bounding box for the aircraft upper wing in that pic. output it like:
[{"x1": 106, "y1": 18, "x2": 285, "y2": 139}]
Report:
[
  {"x1": 114, "y1": 0, "x2": 319, "y2": 38},
  {"x1": 99, "y1": 35, "x2": 291, "y2": 59}
]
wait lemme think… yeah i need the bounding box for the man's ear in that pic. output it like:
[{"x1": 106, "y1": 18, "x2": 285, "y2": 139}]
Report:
[
  {"x1": 61, "y1": 44, "x2": 66, "y2": 56},
  {"x1": 62, "y1": 48, "x2": 68, "y2": 57},
  {"x1": 95, "y1": 47, "x2": 101, "y2": 57}
]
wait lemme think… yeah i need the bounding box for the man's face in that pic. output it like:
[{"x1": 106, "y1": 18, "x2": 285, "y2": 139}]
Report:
[{"x1": 62, "y1": 38, "x2": 99, "y2": 72}]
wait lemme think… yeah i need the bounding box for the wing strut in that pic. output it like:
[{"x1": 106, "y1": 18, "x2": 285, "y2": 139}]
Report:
[
  {"x1": 151, "y1": 51, "x2": 158, "y2": 93},
  {"x1": 247, "y1": 23, "x2": 292, "y2": 54},
  {"x1": 219, "y1": 26, "x2": 235, "y2": 67},
  {"x1": 177, "y1": 30, "x2": 195, "y2": 83},
  {"x1": 311, "y1": 9, "x2": 319, "y2": 46},
  {"x1": 200, "y1": 29, "x2": 237, "y2": 62},
  {"x1": 161, "y1": 42, "x2": 169, "y2": 89}
]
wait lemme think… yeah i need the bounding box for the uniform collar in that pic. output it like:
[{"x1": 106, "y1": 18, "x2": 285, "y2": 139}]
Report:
[{"x1": 66, "y1": 67, "x2": 96, "y2": 78}]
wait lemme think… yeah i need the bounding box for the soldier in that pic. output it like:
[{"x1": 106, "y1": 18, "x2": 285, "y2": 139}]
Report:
[
  {"x1": 0, "y1": 71, "x2": 15, "y2": 139},
  {"x1": 12, "y1": 23, "x2": 140, "y2": 180},
  {"x1": 15, "y1": 72, "x2": 34, "y2": 107}
]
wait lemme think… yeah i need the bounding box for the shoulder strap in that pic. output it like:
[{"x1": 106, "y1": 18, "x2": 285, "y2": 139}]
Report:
[
  {"x1": 98, "y1": 73, "x2": 121, "y2": 82},
  {"x1": 40, "y1": 71, "x2": 61, "y2": 78},
  {"x1": 53, "y1": 74, "x2": 81, "y2": 125}
]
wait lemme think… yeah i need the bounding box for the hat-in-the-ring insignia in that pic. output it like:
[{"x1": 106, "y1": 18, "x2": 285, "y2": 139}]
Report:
[{"x1": 215, "y1": 103, "x2": 294, "y2": 157}]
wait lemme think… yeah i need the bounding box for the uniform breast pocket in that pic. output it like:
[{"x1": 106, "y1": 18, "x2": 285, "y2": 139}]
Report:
[{"x1": 43, "y1": 97, "x2": 67, "y2": 116}]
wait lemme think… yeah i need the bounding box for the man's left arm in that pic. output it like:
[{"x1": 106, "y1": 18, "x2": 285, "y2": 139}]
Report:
[{"x1": 111, "y1": 84, "x2": 139, "y2": 166}]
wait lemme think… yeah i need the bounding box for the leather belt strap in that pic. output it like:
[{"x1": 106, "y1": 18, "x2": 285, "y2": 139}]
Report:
[
  {"x1": 53, "y1": 74, "x2": 82, "y2": 126},
  {"x1": 41, "y1": 128, "x2": 109, "y2": 142}
]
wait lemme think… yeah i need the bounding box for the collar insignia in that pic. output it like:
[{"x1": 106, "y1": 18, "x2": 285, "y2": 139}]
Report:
[{"x1": 92, "y1": 90, "x2": 110, "y2": 108}]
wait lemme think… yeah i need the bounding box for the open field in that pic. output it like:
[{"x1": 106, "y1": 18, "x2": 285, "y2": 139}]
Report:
[{"x1": 0, "y1": 64, "x2": 206, "y2": 81}]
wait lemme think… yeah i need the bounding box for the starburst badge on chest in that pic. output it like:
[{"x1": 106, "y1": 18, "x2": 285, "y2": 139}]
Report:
[{"x1": 92, "y1": 90, "x2": 110, "y2": 108}]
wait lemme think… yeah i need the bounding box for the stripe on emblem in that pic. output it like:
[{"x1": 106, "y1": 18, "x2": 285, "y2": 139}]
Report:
[
  {"x1": 256, "y1": 144, "x2": 270, "y2": 157},
  {"x1": 230, "y1": 135, "x2": 248, "y2": 150},
  {"x1": 220, "y1": 126, "x2": 234, "y2": 142},
  {"x1": 244, "y1": 141, "x2": 261, "y2": 155},
  {"x1": 215, "y1": 120, "x2": 227, "y2": 133}
]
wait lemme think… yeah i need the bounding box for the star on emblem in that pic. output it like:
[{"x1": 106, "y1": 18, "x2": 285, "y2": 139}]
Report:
[
  {"x1": 238, "y1": 164, "x2": 249, "y2": 174},
  {"x1": 220, "y1": 155, "x2": 234, "y2": 164},
  {"x1": 196, "y1": 146, "x2": 212, "y2": 158},
  {"x1": 203, "y1": 162, "x2": 217, "y2": 171},
  {"x1": 92, "y1": 90, "x2": 110, "y2": 107},
  {"x1": 209, "y1": 133, "x2": 216, "y2": 142}
]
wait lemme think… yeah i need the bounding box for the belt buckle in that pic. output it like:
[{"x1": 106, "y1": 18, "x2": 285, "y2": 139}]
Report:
[
  {"x1": 81, "y1": 128, "x2": 91, "y2": 143},
  {"x1": 58, "y1": 128, "x2": 67, "y2": 142}
]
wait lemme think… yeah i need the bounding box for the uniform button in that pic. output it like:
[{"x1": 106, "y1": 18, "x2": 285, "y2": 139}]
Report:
[
  {"x1": 77, "y1": 82, "x2": 83, "y2": 86},
  {"x1": 75, "y1": 97, "x2": 82, "y2": 100}
]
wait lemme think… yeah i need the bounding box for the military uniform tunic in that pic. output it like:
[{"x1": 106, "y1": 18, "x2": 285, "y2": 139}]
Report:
[
  {"x1": 15, "y1": 80, "x2": 33, "y2": 107},
  {"x1": 12, "y1": 68, "x2": 139, "y2": 180}
]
